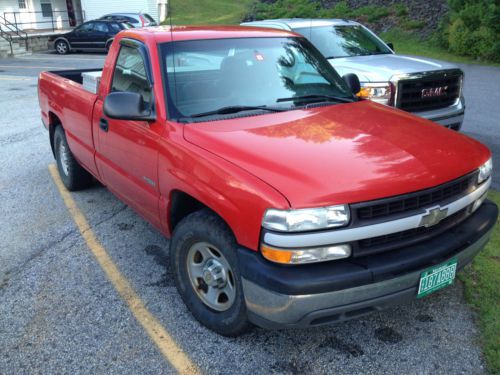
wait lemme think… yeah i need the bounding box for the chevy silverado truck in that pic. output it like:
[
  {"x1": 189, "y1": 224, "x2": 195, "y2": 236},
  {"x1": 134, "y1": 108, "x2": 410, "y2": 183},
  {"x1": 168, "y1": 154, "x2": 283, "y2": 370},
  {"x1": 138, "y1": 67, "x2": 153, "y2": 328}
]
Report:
[
  {"x1": 242, "y1": 19, "x2": 466, "y2": 130},
  {"x1": 38, "y1": 26, "x2": 497, "y2": 336}
]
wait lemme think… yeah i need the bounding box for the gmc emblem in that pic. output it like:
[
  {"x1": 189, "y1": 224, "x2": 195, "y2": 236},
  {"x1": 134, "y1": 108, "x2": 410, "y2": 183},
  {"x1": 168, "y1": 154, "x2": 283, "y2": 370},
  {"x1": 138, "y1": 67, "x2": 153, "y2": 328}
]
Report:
[{"x1": 421, "y1": 86, "x2": 448, "y2": 98}]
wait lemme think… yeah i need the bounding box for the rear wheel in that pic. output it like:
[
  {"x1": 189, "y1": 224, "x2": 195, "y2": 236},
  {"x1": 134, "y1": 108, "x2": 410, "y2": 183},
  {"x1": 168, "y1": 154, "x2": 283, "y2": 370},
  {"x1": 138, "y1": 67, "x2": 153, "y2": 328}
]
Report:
[
  {"x1": 55, "y1": 40, "x2": 69, "y2": 55},
  {"x1": 54, "y1": 126, "x2": 93, "y2": 191},
  {"x1": 170, "y1": 209, "x2": 251, "y2": 336}
]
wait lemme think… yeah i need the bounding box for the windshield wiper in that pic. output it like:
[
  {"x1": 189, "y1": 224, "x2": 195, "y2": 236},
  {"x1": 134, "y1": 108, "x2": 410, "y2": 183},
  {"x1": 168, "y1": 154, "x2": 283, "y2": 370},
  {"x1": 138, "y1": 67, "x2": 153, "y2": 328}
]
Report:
[
  {"x1": 186, "y1": 105, "x2": 287, "y2": 119},
  {"x1": 277, "y1": 94, "x2": 354, "y2": 104}
]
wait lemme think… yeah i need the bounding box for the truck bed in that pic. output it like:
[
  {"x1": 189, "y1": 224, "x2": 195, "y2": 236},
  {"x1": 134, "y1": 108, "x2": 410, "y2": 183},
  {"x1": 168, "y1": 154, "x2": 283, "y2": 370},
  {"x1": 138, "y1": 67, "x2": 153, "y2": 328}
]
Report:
[
  {"x1": 47, "y1": 69, "x2": 102, "y2": 85},
  {"x1": 38, "y1": 68, "x2": 102, "y2": 178}
]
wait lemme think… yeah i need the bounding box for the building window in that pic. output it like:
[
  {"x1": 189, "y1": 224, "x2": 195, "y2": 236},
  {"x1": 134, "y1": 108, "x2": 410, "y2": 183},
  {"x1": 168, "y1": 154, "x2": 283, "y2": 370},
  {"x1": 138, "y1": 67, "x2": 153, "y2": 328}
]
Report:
[
  {"x1": 18, "y1": 0, "x2": 27, "y2": 9},
  {"x1": 41, "y1": 2, "x2": 53, "y2": 18}
]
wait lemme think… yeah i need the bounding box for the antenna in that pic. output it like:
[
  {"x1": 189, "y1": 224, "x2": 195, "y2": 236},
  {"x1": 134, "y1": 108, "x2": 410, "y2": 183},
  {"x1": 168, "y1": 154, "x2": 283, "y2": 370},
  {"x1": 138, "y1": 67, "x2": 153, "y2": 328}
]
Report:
[{"x1": 168, "y1": 0, "x2": 180, "y2": 119}]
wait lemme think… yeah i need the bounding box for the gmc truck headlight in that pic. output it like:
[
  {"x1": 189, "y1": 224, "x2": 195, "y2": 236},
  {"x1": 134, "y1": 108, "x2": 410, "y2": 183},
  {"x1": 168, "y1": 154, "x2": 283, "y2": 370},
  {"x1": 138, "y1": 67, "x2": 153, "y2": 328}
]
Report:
[
  {"x1": 357, "y1": 82, "x2": 392, "y2": 105},
  {"x1": 260, "y1": 243, "x2": 351, "y2": 264},
  {"x1": 262, "y1": 205, "x2": 350, "y2": 232},
  {"x1": 478, "y1": 158, "x2": 492, "y2": 184}
]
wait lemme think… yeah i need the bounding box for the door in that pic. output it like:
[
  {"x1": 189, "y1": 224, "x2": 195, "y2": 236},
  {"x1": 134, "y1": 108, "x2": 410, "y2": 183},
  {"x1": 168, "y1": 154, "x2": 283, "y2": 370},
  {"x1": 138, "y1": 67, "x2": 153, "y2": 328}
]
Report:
[
  {"x1": 91, "y1": 22, "x2": 112, "y2": 50},
  {"x1": 94, "y1": 43, "x2": 163, "y2": 229},
  {"x1": 70, "y1": 21, "x2": 95, "y2": 49}
]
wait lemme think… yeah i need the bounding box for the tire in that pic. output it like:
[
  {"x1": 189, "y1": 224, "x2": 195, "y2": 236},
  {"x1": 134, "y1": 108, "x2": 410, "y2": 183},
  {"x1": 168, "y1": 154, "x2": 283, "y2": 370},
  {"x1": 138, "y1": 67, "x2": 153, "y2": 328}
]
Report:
[
  {"x1": 54, "y1": 126, "x2": 93, "y2": 191},
  {"x1": 170, "y1": 209, "x2": 252, "y2": 336},
  {"x1": 55, "y1": 40, "x2": 69, "y2": 55}
]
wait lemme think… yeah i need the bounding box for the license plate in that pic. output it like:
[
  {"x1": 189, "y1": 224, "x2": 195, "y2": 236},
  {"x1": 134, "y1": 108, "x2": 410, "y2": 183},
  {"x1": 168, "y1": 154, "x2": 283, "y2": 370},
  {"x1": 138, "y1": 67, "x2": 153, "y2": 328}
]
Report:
[{"x1": 417, "y1": 258, "x2": 457, "y2": 298}]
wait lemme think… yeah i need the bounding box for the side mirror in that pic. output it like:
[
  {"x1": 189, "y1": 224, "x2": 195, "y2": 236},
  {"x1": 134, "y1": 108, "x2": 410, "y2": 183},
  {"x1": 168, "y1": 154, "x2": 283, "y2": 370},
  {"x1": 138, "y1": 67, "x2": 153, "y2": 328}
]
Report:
[
  {"x1": 343, "y1": 73, "x2": 361, "y2": 96},
  {"x1": 103, "y1": 92, "x2": 155, "y2": 121},
  {"x1": 387, "y1": 42, "x2": 394, "y2": 51}
]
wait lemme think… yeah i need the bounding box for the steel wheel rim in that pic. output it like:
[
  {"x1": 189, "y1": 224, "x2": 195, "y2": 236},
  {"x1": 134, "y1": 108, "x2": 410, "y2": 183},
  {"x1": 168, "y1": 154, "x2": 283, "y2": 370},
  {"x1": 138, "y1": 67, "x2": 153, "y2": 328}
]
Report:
[
  {"x1": 56, "y1": 42, "x2": 67, "y2": 53},
  {"x1": 58, "y1": 140, "x2": 70, "y2": 176},
  {"x1": 186, "y1": 242, "x2": 236, "y2": 312}
]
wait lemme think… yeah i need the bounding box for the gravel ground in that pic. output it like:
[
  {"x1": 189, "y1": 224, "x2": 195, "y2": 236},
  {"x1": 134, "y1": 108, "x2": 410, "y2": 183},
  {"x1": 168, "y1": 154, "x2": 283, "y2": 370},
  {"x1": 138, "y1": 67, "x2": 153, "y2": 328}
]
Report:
[{"x1": 0, "y1": 52, "x2": 498, "y2": 374}]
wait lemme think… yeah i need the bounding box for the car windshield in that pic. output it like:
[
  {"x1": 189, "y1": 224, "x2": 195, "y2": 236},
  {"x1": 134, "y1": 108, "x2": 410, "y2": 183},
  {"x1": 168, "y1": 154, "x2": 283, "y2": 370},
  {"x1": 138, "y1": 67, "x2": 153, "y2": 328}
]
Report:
[
  {"x1": 143, "y1": 14, "x2": 156, "y2": 23},
  {"x1": 160, "y1": 37, "x2": 354, "y2": 120},
  {"x1": 294, "y1": 25, "x2": 392, "y2": 58}
]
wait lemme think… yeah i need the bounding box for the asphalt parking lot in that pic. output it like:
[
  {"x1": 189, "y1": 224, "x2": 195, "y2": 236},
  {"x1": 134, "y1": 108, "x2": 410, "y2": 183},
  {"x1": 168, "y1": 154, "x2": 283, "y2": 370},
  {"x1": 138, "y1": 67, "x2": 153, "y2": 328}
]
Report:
[{"x1": 0, "y1": 51, "x2": 498, "y2": 374}]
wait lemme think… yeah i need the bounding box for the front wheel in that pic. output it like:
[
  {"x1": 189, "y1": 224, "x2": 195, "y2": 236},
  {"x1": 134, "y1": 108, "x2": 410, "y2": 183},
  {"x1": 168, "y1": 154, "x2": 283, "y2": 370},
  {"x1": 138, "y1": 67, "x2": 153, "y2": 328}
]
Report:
[
  {"x1": 170, "y1": 209, "x2": 251, "y2": 336},
  {"x1": 55, "y1": 40, "x2": 69, "y2": 55}
]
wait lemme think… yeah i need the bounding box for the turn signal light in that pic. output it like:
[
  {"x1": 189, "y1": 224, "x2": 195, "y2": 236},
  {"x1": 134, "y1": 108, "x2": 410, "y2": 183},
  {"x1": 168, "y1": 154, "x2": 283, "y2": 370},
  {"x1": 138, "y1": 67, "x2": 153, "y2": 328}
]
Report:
[{"x1": 260, "y1": 243, "x2": 351, "y2": 265}]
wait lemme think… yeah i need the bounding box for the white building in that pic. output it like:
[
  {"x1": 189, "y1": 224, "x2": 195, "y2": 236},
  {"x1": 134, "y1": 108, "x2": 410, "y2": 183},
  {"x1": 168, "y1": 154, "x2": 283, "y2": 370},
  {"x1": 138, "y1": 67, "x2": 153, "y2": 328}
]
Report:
[{"x1": 0, "y1": 0, "x2": 166, "y2": 31}]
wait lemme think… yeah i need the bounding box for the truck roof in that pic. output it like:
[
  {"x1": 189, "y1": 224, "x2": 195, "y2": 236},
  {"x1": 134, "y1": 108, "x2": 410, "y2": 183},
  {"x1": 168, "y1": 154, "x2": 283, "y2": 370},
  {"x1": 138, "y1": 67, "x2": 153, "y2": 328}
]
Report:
[
  {"x1": 241, "y1": 18, "x2": 360, "y2": 29},
  {"x1": 118, "y1": 25, "x2": 299, "y2": 44}
]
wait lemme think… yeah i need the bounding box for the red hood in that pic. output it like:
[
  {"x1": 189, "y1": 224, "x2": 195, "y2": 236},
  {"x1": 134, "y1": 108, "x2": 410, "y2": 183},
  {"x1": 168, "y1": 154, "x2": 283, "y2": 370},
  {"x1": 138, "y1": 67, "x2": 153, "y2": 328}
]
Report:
[{"x1": 184, "y1": 101, "x2": 490, "y2": 208}]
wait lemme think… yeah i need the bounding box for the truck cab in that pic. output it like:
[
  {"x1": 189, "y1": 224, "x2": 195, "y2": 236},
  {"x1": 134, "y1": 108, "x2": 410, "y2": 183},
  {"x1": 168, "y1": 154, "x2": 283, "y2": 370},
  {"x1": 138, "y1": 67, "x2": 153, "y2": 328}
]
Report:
[{"x1": 241, "y1": 19, "x2": 465, "y2": 130}]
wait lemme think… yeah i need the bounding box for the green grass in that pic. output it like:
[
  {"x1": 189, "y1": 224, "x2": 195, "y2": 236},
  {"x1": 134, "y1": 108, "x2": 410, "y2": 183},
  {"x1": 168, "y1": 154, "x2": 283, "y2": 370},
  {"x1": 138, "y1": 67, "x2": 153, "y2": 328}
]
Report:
[
  {"x1": 459, "y1": 190, "x2": 500, "y2": 374},
  {"x1": 380, "y1": 29, "x2": 500, "y2": 67},
  {"x1": 167, "y1": 0, "x2": 253, "y2": 25}
]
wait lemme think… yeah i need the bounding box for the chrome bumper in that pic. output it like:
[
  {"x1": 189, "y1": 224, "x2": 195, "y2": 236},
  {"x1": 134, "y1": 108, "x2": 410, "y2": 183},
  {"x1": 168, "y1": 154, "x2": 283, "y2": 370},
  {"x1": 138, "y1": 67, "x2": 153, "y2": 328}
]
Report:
[
  {"x1": 243, "y1": 223, "x2": 493, "y2": 329},
  {"x1": 412, "y1": 96, "x2": 465, "y2": 129}
]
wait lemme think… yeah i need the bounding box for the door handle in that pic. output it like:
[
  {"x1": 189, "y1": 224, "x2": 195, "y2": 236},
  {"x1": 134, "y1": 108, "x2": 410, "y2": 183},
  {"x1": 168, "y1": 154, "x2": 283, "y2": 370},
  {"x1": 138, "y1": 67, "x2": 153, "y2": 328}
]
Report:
[{"x1": 99, "y1": 118, "x2": 109, "y2": 132}]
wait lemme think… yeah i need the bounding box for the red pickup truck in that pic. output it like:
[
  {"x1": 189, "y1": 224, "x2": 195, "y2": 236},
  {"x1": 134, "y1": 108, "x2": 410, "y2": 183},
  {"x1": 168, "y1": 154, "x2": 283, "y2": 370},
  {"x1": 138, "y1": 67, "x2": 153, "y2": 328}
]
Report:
[{"x1": 39, "y1": 26, "x2": 497, "y2": 336}]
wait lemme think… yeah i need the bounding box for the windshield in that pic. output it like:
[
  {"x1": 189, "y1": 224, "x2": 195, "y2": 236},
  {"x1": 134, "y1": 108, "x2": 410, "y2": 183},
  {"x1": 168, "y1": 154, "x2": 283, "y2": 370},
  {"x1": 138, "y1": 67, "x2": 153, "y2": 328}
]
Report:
[
  {"x1": 160, "y1": 37, "x2": 353, "y2": 121},
  {"x1": 294, "y1": 25, "x2": 392, "y2": 58}
]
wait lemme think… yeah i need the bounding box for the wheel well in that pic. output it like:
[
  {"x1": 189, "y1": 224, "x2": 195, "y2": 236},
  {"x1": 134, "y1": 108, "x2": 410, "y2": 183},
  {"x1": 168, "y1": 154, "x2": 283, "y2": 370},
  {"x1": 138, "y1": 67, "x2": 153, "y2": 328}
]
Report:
[
  {"x1": 48, "y1": 112, "x2": 62, "y2": 157},
  {"x1": 169, "y1": 191, "x2": 209, "y2": 231}
]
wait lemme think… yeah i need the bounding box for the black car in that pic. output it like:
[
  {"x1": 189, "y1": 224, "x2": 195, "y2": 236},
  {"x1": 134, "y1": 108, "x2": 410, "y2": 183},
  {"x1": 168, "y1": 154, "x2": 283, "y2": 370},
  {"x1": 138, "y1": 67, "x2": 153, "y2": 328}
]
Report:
[{"x1": 49, "y1": 20, "x2": 132, "y2": 55}]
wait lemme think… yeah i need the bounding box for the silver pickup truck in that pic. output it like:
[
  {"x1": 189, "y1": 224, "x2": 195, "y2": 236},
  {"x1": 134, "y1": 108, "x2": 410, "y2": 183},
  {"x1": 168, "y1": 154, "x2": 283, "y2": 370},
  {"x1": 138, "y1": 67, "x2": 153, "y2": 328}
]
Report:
[{"x1": 242, "y1": 19, "x2": 465, "y2": 130}]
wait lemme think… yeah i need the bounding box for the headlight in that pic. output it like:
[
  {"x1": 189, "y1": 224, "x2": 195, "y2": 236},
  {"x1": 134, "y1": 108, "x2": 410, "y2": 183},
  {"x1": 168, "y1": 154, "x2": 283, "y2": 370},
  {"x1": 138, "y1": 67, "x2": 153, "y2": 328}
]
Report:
[
  {"x1": 357, "y1": 82, "x2": 393, "y2": 105},
  {"x1": 262, "y1": 205, "x2": 350, "y2": 232},
  {"x1": 478, "y1": 158, "x2": 493, "y2": 184},
  {"x1": 261, "y1": 243, "x2": 351, "y2": 264}
]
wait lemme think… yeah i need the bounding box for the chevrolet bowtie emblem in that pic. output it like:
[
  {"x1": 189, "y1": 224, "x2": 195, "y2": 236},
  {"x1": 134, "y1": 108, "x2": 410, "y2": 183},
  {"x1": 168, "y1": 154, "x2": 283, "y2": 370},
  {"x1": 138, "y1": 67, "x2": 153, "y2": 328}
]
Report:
[{"x1": 420, "y1": 206, "x2": 448, "y2": 228}]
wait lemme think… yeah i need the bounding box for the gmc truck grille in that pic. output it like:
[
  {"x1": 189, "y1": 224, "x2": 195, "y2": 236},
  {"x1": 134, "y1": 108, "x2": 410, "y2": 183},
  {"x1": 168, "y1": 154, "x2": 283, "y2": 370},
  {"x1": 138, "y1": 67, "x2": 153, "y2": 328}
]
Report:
[
  {"x1": 396, "y1": 71, "x2": 462, "y2": 112},
  {"x1": 354, "y1": 171, "x2": 477, "y2": 221}
]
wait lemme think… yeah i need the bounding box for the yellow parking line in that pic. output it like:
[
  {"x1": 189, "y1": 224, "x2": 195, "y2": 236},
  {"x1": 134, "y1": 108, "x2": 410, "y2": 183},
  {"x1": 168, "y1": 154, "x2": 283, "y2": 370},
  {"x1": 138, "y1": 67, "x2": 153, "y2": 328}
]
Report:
[
  {"x1": 19, "y1": 56, "x2": 105, "y2": 61},
  {"x1": 49, "y1": 164, "x2": 200, "y2": 375},
  {"x1": 0, "y1": 75, "x2": 34, "y2": 81},
  {"x1": 0, "y1": 65, "x2": 61, "y2": 69}
]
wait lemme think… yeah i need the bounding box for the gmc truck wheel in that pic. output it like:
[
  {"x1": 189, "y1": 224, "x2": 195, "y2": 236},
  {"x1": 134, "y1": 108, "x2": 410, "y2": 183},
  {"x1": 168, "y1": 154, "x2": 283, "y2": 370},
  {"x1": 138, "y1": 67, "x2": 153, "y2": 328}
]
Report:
[
  {"x1": 170, "y1": 209, "x2": 251, "y2": 336},
  {"x1": 54, "y1": 126, "x2": 93, "y2": 191}
]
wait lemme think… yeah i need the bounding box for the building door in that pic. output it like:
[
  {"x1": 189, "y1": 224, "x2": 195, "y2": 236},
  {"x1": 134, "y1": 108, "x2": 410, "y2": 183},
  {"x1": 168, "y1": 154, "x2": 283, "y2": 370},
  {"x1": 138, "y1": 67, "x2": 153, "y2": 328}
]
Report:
[{"x1": 66, "y1": 0, "x2": 76, "y2": 26}]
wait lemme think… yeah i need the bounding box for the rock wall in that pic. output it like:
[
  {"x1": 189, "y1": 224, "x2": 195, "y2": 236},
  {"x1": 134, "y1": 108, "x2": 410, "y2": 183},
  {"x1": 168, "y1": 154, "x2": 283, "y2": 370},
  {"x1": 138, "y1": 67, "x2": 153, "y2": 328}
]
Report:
[{"x1": 321, "y1": 0, "x2": 449, "y2": 31}]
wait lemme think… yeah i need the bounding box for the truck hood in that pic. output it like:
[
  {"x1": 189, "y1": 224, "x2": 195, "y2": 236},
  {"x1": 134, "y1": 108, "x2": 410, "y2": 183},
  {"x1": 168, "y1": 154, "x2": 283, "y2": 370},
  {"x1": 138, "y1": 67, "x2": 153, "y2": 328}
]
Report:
[
  {"x1": 330, "y1": 54, "x2": 459, "y2": 82},
  {"x1": 183, "y1": 101, "x2": 489, "y2": 208}
]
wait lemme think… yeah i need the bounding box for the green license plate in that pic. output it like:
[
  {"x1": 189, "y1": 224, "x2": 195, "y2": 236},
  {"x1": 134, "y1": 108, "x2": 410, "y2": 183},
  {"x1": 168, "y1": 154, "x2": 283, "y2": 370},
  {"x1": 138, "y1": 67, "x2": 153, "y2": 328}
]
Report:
[{"x1": 417, "y1": 258, "x2": 457, "y2": 298}]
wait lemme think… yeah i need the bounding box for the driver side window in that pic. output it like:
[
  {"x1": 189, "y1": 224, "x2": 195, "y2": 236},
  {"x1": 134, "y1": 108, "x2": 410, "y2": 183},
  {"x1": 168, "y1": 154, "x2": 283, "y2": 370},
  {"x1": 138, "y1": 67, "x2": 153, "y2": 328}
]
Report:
[
  {"x1": 111, "y1": 45, "x2": 151, "y2": 104},
  {"x1": 75, "y1": 22, "x2": 94, "y2": 33}
]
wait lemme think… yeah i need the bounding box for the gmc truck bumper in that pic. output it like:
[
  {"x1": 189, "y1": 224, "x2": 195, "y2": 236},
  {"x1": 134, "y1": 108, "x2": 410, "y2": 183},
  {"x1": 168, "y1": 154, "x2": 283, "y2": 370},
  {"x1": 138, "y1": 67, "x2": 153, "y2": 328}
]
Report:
[
  {"x1": 238, "y1": 200, "x2": 497, "y2": 329},
  {"x1": 415, "y1": 96, "x2": 465, "y2": 130}
]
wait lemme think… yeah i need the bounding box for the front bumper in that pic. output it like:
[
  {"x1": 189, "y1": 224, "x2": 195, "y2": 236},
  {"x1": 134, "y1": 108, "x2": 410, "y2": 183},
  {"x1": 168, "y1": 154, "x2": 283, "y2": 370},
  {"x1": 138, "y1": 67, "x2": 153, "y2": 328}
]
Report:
[
  {"x1": 412, "y1": 96, "x2": 465, "y2": 130},
  {"x1": 239, "y1": 200, "x2": 497, "y2": 329}
]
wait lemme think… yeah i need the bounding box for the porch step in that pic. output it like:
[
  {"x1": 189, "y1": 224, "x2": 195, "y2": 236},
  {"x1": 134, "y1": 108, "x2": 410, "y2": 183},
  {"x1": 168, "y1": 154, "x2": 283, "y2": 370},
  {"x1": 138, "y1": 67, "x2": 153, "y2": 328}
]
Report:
[{"x1": 0, "y1": 39, "x2": 31, "y2": 57}]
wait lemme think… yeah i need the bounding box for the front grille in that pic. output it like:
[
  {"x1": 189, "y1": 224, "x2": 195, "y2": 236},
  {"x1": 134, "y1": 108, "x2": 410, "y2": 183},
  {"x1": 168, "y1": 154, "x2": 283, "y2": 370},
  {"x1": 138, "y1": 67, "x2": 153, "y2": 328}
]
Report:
[
  {"x1": 355, "y1": 207, "x2": 470, "y2": 256},
  {"x1": 397, "y1": 71, "x2": 462, "y2": 112},
  {"x1": 354, "y1": 171, "x2": 477, "y2": 222}
]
